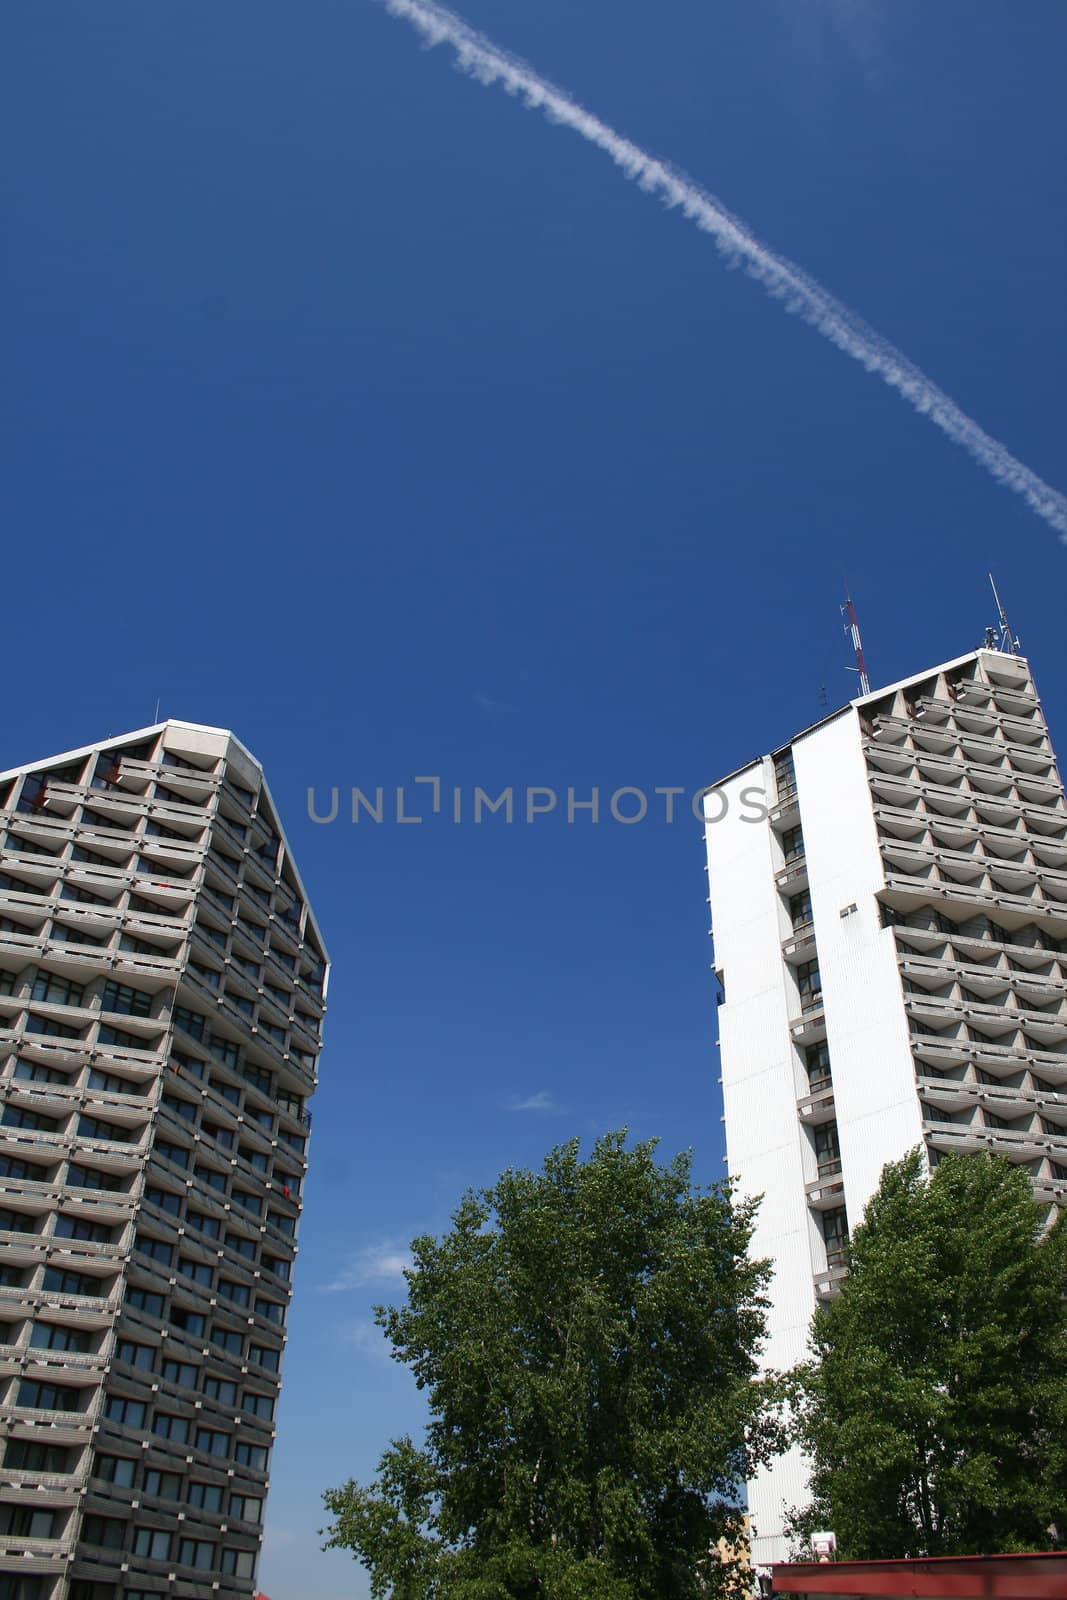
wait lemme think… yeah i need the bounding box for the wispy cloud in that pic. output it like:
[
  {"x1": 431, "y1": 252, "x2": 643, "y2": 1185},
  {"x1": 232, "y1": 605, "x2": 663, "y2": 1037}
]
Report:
[
  {"x1": 335, "y1": 1317, "x2": 395, "y2": 1363},
  {"x1": 319, "y1": 1241, "x2": 413, "y2": 1293},
  {"x1": 378, "y1": 0, "x2": 1067, "y2": 540},
  {"x1": 507, "y1": 1089, "x2": 562, "y2": 1113},
  {"x1": 475, "y1": 689, "x2": 515, "y2": 718}
]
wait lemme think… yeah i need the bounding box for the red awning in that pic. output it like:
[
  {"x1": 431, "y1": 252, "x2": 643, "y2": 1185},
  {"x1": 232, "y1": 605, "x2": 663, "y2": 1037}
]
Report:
[{"x1": 771, "y1": 1552, "x2": 1067, "y2": 1600}]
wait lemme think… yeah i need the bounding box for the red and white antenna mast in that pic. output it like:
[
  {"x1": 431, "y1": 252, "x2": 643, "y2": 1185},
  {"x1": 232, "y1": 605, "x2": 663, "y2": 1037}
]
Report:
[
  {"x1": 842, "y1": 589, "x2": 872, "y2": 697},
  {"x1": 987, "y1": 573, "x2": 1021, "y2": 656}
]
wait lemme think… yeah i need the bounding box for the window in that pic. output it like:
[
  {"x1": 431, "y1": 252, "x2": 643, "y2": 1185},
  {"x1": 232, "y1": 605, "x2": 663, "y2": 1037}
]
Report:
[
  {"x1": 0, "y1": 1207, "x2": 32, "y2": 1236},
  {"x1": 162, "y1": 1093, "x2": 196, "y2": 1123},
  {"x1": 116, "y1": 1340, "x2": 155, "y2": 1371},
  {"x1": 173, "y1": 1006, "x2": 206, "y2": 1041},
  {"x1": 93, "y1": 1453, "x2": 137, "y2": 1487},
  {"x1": 143, "y1": 1468, "x2": 182, "y2": 1499},
  {"x1": 136, "y1": 1235, "x2": 173, "y2": 1266},
  {"x1": 13, "y1": 1057, "x2": 69, "y2": 1085},
  {"x1": 70, "y1": 1584, "x2": 117, "y2": 1600},
  {"x1": 208, "y1": 1033, "x2": 240, "y2": 1069},
  {"x1": 97, "y1": 1023, "x2": 146, "y2": 1049},
  {"x1": 244, "y1": 1390, "x2": 274, "y2": 1421},
  {"x1": 821, "y1": 1206, "x2": 849, "y2": 1268},
  {"x1": 234, "y1": 1440, "x2": 268, "y2": 1471},
  {"x1": 0, "y1": 971, "x2": 19, "y2": 997},
  {"x1": 804, "y1": 1042, "x2": 832, "y2": 1093},
  {"x1": 104, "y1": 1396, "x2": 146, "y2": 1427},
  {"x1": 212, "y1": 1078, "x2": 241, "y2": 1106},
  {"x1": 255, "y1": 1296, "x2": 284, "y2": 1325},
  {"x1": 233, "y1": 1187, "x2": 263, "y2": 1215},
  {"x1": 126, "y1": 1287, "x2": 165, "y2": 1319},
  {"x1": 42, "y1": 1266, "x2": 104, "y2": 1297},
  {"x1": 17, "y1": 1378, "x2": 81, "y2": 1412},
  {"x1": 177, "y1": 1537, "x2": 216, "y2": 1570},
  {"x1": 188, "y1": 1480, "x2": 224, "y2": 1511},
  {"x1": 0, "y1": 1264, "x2": 25, "y2": 1288},
  {"x1": 78, "y1": 1113, "x2": 140, "y2": 1144},
  {"x1": 195, "y1": 1427, "x2": 229, "y2": 1458},
  {"x1": 154, "y1": 1137, "x2": 189, "y2": 1169},
  {"x1": 81, "y1": 1514, "x2": 125, "y2": 1549},
  {"x1": 88, "y1": 1066, "x2": 138, "y2": 1095},
  {"x1": 132, "y1": 1528, "x2": 172, "y2": 1561},
  {"x1": 160, "y1": 1358, "x2": 197, "y2": 1388},
  {"x1": 229, "y1": 1492, "x2": 262, "y2": 1523},
  {"x1": 0, "y1": 1153, "x2": 48, "y2": 1183},
  {"x1": 25, "y1": 1002, "x2": 85, "y2": 1033},
  {"x1": 102, "y1": 979, "x2": 152, "y2": 1017},
  {"x1": 789, "y1": 889, "x2": 813, "y2": 931},
  {"x1": 0, "y1": 1505, "x2": 56, "y2": 1538},
  {"x1": 195, "y1": 1164, "x2": 227, "y2": 1192},
  {"x1": 202, "y1": 1376, "x2": 237, "y2": 1406},
  {"x1": 219, "y1": 1279, "x2": 250, "y2": 1308},
  {"x1": 220, "y1": 1548, "x2": 257, "y2": 1578},
  {"x1": 144, "y1": 1185, "x2": 182, "y2": 1217},
  {"x1": 773, "y1": 749, "x2": 797, "y2": 802},
  {"x1": 813, "y1": 1121, "x2": 842, "y2": 1177},
  {"x1": 67, "y1": 1162, "x2": 124, "y2": 1192},
  {"x1": 31, "y1": 971, "x2": 84, "y2": 1006},
  {"x1": 177, "y1": 1257, "x2": 214, "y2": 1288},
  {"x1": 781, "y1": 824, "x2": 805, "y2": 863},
  {"x1": 169, "y1": 1047, "x2": 204, "y2": 1078},
  {"x1": 186, "y1": 1210, "x2": 221, "y2": 1240},
  {"x1": 796, "y1": 959, "x2": 822, "y2": 1012},
  {"x1": 262, "y1": 1254, "x2": 290, "y2": 1281},
  {"x1": 242, "y1": 1063, "x2": 273, "y2": 1096},
  {"x1": 242, "y1": 1147, "x2": 270, "y2": 1173},
  {"x1": 212, "y1": 1326, "x2": 244, "y2": 1356},
  {"x1": 169, "y1": 1307, "x2": 206, "y2": 1338},
  {"x1": 1, "y1": 1105, "x2": 62, "y2": 1133},
  {"x1": 4, "y1": 1438, "x2": 71, "y2": 1473},
  {"x1": 152, "y1": 1413, "x2": 189, "y2": 1443},
  {"x1": 267, "y1": 1209, "x2": 295, "y2": 1237},
  {"x1": 249, "y1": 1344, "x2": 280, "y2": 1373},
  {"x1": 202, "y1": 1121, "x2": 234, "y2": 1150},
  {"x1": 30, "y1": 1322, "x2": 91, "y2": 1353},
  {"x1": 226, "y1": 1232, "x2": 257, "y2": 1260}
]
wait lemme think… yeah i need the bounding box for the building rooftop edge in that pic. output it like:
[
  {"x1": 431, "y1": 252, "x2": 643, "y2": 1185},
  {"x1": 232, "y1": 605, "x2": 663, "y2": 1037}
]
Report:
[
  {"x1": 704, "y1": 646, "x2": 1022, "y2": 792},
  {"x1": 0, "y1": 719, "x2": 330, "y2": 964}
]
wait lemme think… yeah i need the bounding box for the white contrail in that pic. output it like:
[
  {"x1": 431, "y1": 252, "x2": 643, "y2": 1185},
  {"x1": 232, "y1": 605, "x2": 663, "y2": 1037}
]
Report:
[{"x1": 378, "y1": 0, "x2": 1067, "y2": 540}]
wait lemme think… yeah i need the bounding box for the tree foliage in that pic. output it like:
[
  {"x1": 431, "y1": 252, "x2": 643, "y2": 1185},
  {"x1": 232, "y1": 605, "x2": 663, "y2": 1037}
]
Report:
[
  {"x1": 787, "y1": 1149, "x2": 1067, "y2": 1557},
  {"x1": 323, "y1": 1131, "x2": 777, "y2": 1597}
]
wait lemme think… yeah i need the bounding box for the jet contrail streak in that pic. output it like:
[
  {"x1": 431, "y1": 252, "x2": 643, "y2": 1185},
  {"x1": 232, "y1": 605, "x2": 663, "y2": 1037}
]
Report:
[{"x1": 379, "y1": 0, "x2": 1067, "y2": 539}]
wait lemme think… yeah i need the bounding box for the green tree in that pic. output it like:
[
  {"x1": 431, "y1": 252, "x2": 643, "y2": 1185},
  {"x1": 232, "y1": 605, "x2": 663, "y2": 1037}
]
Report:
[
  {"x1": 787, "y1": 1149, "x2": 1067, "y2": 1557},
  {"x1": 323, "y1": 1131, "x2": 778, "y2": 1598}
]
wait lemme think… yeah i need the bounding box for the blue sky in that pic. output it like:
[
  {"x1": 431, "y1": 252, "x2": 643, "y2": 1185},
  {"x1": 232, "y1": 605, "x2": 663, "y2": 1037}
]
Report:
[{"x1": 4, "y1": 2, "x2": 1066, "y2": 1595}]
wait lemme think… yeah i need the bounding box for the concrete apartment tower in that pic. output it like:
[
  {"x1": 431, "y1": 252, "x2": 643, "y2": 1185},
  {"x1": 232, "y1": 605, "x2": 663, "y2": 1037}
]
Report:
[
  {"x1": 704, "y1": 644, "x2": 1067, "y2": 1563},
  {"x1": 0, "y1": 722, "x2": 327, "y2": 1600}
]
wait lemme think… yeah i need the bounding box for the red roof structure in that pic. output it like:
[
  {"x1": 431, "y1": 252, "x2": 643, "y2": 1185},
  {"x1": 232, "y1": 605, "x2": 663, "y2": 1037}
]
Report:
[{"x1": 772, "y1": 1552, "x2": 1067, "y2": 1599}]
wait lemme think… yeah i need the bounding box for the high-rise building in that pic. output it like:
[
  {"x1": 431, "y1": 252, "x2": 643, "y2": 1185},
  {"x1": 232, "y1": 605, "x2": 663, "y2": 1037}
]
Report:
[
  {"x1": 704, "y1": 645, "x2": 1067, "y2": 1563},
  {"x1": 0, "y1": 722, "x2": 327, "y2": 1600}
]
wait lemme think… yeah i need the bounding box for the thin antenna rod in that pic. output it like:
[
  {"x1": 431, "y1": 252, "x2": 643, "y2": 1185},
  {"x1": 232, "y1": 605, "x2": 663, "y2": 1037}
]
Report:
[
  {"x1": 842, "y1": 589, "x2": 872, "y2": 697},
  {"x1": 988, "y1": 573, "x2": 1021, "y2": 656}
]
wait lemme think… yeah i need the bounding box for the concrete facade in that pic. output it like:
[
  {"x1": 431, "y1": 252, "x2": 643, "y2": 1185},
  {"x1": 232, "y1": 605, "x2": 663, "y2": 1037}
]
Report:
[
  {"x1": 704, "y1": 648, "x2": 1067, "y2": 1562},
  {"x1": 0, "y1": 723, "x2": 327, "y2": 1600}
]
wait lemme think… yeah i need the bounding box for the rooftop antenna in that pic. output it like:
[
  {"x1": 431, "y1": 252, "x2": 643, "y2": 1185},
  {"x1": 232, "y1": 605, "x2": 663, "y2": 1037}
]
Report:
[
  {"x1": 987, "y1": 573, "x2": 1021, "y2": 656},
  {"x1": 841, "y1": 588, "x2": 872, "y2": 697}
]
